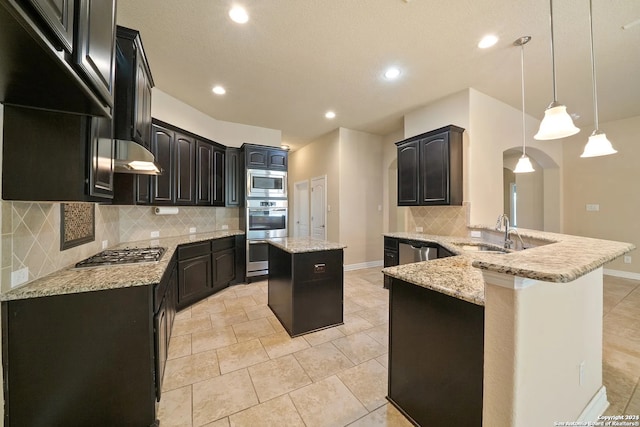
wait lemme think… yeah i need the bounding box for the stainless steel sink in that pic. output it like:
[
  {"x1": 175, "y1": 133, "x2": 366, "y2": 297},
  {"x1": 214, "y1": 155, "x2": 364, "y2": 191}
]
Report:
[{"x1": 456, "y1": 243, "x2": 510, "y2": 254}]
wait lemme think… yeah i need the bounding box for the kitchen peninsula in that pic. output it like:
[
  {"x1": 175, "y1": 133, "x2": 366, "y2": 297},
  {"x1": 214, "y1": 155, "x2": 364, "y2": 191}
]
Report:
[
  {"x1": 382, "y1": 228, "x2": 635, "y2": 427},
  {"x1": 267, "y1": 237, "x2": 346, "y2": 337}
]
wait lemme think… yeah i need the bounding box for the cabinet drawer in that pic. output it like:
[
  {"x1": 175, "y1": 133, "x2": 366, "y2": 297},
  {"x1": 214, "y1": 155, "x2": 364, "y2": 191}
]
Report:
[
  {"x1": 293, "y1": 250, "x2": 343, "y2": 282},
  {"x1": 211, "y1": 236, "x2": 234, "y2": 252},
  {"x1": 178, "y1": 241, "x2": 211, "y2": 260}
]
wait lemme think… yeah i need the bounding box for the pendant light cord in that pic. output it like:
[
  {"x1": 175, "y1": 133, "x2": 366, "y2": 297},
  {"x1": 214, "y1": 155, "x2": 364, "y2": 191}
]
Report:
[
  {"x1": 549, "y1": 0, "x2": 558, "y2": 103},
  {"x1": 520, "y1": 43, "x2": 527, "y2": 156},
  {"x1": 589, "y1": 0, "x2": 599, "y2": 130}
]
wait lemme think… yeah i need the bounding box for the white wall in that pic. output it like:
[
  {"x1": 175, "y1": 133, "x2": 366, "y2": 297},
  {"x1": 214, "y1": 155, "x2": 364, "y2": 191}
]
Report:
[
  {"x1": 403, "y1": 89, "x2": 470, "y2": 139},
  {"x1": 152, "y1": 89, "x2": 282, "y2": 147},
  {"x1": 382, "y1": 129, "x2": 404, "y2": 233}
]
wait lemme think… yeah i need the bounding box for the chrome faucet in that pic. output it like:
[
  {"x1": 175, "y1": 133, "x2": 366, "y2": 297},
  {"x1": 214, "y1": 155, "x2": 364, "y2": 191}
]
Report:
[{"x1": 495, "y1": 214, "x2": 513, "y2": 249}]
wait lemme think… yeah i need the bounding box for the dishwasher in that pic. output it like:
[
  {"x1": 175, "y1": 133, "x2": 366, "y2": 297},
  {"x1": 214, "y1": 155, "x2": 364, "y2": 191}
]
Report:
[{"x1": 399, "y1": 242, "x2": 438, "y2": 264}]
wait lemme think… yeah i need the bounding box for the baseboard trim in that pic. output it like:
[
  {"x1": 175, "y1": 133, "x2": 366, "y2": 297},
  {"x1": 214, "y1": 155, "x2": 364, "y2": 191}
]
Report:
[
  {"x1": 604, "y1": 269, "x2": 640, "y2": 281},
  {"x1": 576, "y1": 386, "x2": 609, "y2": 422},
  {"x1": 344, "y1": 260, "x2": 383, "y2": 272}
]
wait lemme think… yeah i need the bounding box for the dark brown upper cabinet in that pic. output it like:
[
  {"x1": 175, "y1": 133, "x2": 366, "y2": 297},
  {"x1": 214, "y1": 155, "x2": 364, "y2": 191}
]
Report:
[
  {"x1": 174, "y1": 133, "x2": 196, "y2": 205},
  {"x1": 0, "y1": 0, "x2": 115, "y2": 115},
  {"x1": 243, "y1": 144, "x2": 288, "y2": 171},
  {"x1": 151, "y1": 123, "x2": 175, "y2": 205},
  {"x1": 114, "y1": 25, "x2": 154, "y2": 150},
  {"x1": 225, "y1": 147, "x2": 242, "y2": 207},
  {"x1": 2, "y1": 105, "x2": 114, "y2": 201},
  {"x1": 396, "y1": 125, "x2": 464, "y2": 206}
]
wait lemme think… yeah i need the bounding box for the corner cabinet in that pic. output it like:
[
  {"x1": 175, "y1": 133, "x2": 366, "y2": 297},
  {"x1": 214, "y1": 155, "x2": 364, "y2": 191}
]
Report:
[{"x1": 396, "y1": 125, "x2": 464, "y2": 206}]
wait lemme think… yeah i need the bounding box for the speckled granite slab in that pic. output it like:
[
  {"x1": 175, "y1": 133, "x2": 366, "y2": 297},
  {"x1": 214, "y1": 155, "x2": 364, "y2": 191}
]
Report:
[
  {"x1": 0, "y1": 230, "x2": 244, "y2": 302},
  {"x1": 382, "y1": 229, "x2": 635, "y2": 306},
  {"x1": 267, "y1": 237, "x2": 346, "y2": 254}
]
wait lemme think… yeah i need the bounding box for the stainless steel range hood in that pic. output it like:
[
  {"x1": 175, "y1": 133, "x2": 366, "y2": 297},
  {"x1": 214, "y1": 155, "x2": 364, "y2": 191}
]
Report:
[{"x1": 113, "y1": 139, "x2": 162, "y2": 175}]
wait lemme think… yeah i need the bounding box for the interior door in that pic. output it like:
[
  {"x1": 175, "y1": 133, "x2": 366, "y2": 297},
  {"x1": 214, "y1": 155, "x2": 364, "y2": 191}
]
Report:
[
  {"x1": 310, "y1": 176, "x2": 326, "y2": 240},
  {"x1": 294, "y1": 180, "x2": 310, "y2": 237}
]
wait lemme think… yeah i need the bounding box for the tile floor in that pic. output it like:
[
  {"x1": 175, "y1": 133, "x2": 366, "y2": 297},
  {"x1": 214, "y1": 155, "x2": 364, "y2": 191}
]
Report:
[{"x1": 158, "y1": 268, "x2": 640, "y2": 426}]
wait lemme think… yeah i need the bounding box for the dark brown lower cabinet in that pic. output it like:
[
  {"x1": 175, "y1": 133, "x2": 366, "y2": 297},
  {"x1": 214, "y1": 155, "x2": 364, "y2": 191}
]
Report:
[
  {"x1": 2, "y1": 286, "x2": 158, "y2": 427},
  {"x1": 177, "y1": 248, "x2": 212, "y2": 310},
  {"x1": 387, "y1": 277, "x2": 484, "y2": 426}
]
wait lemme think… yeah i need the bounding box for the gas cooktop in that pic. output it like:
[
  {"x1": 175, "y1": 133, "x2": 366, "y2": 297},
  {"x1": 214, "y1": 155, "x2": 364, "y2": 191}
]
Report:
[{"x1": 75, "y1": 247, "x2": 166, "y2": 268}]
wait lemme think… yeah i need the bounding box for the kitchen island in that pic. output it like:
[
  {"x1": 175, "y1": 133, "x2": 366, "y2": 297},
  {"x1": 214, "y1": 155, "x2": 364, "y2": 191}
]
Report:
[
  {"x1": 382, "y1": 228, "x2": 635, "y2": 427},
  {"x1": 267, "y1": 237, "x2": 346, "y2": 337}
]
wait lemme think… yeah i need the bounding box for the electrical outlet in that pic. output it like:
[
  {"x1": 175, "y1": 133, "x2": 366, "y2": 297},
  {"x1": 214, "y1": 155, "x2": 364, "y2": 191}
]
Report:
[
  {"x1": 470, "y1": 230, "x2": 482, "y2": 238},
  {"x1": 102, "y1": 240, "x2": 108, "y2": 249},
  {"x1": 416, "y1": 226, "x2": 424, "y2": 232},
  {"x1": 624, "y1": 255, "x2": 632, "y2": 264},
  {"x1": 189, "y1": 227, "x2": 197, "y2": 234},
  {"x1": 150, "y1": 231, "x2": 160, "y2": 238},
  {"x1": 327, "y1": 205, "x2": 331, "y2": 212},
  {"x1": 221, "y1": 224, "x2": 229, "y2": 230},
  {"x1": 11, "y1": 268, "x2": 29, "y2": 287},
  {"x1": 150, "y1": 239, "x2": 159, "y2": 247},
  {"x1": 586, "y1": 204, "x2": 600, "y2": 212}
]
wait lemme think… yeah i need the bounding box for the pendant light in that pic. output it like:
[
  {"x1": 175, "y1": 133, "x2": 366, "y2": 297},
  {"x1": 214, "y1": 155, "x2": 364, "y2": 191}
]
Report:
[
  {"x1": 580, "y1": 0, "x2": 617, "y2": 158},
  {"x1": 534, "y1": 0, "x2": 580, "y2": 140},
  {"x1": 514, "y1": 36, "x2": 535, "y2": 173}
]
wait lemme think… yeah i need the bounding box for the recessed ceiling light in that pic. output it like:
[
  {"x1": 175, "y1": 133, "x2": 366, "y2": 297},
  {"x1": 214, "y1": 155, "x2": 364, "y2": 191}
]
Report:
[
  {"x1": 229, "y1": 6, "x2": 249, "y2": 24},
  {"x1": 384, "y1": 67, "x2": 401, "y2": 80},
  {"x1": 325, "y1": 111, "x2": 336, "y2": 119},
  {"x1": 478, "y1": 34, "x2": 499, "y2": 49},
  {"x1": 212, "y1": 85, "x2": 226, "y2": 95},
  {"x1": 280, "y1": 144, "x2": 290, "y2": 151}
]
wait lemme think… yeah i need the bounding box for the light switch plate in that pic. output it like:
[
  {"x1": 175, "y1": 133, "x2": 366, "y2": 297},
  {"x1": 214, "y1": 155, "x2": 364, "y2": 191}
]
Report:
[
  {"x1": 624, "y1": 256, "x2": 632, "y2": 264},
  {"x1": 189, "y1": 227, "x2": 197, "y2": 234},
  {"x1": 586, "y1": 204, "x2": 600, "y2": 212}
]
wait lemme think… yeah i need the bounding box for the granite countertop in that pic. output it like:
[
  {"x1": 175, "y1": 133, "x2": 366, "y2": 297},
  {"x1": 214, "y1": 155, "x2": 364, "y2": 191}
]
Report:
[
  {"x1": 268, "y1": 237, "x2": 347, "y2": 254},
  {"x1": 382, "y1": 229, "x2": 635, "y2": 306},
  {"x1": 0, "y1": 230, "x2": 244, "y2": 302}
]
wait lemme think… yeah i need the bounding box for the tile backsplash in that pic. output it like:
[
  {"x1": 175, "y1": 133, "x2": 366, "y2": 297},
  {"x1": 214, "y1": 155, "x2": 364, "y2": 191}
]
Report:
[
  {"x1": 1, "y1": 201, "x2": 120, "y2": 293},
  {"x1": 118, "y1": 206, "x2": 239, "y2": 242},
  {"x1": 404, "y1": 203, "x2": 469, "y2": 237}
]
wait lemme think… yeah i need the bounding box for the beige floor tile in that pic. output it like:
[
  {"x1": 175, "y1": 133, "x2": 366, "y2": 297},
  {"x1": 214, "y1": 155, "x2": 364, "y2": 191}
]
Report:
[
  {"x1": 350, "y1": 293, "x2": 387, "y2": 309},
  {"x1": 293, "y1": 341, "x2": 354, "y2": 381},
  {"x1": 365, "y1": 324, "x2": 389, "y2": 347},
  {"x1": 248, "y1": 354, "x2": 312, "y2": 402},
  {"x1": 260, "y1": 332, "x2": 310, "y2": 359},
  {"x1": 163, "y1": 350, "x2": 220, "y2": 392},
  {"x1": 267, "y1": 315, "x2": 287, "y2": 333},
  {"x1": 604, "y1": 311, "x2": 640, "y2": 341},
  {"x1": 603, "y1": 363, "x2": 638, "y2": 415},
  {"x1": 332, "y1": 332, "x2": 388, "y2": 365},
  {"x1": 232, "y1": 317, "x2": 276, "y2": 342},
  {"x1": 157, "y1": 385, "x2": 192, "y2": 427},
  {"x1": 223, "y1": 296, "x2": 258, "y2": 311},
  {"x1": 347, "y1": 403, "x2": 413, "y2": 427},
  {"x1": 191, "y1": 299, "x2": 227, "y2": 317},
  {"x1": 217, "y1": 339, "x2": 270, "y2": 374},
  {"x1": 210, "y1": 309, "x2": 249, "y2": 328},
  {"x1": 192, "y1": 369, "x2": 258, "y2": 426},
  {"x1": 344, "y1": 300, "x2": 366, "y2": 315},
  {"x1": 228, "y1": 394, "x2": 304, "y2": 427},
  {"x1": 626, "y1": 382, "x2": 640, "y2": 414},
  {"x1": 252, "y1": 293, "x2": 269, "y2": 305},
  {"x1": 173, "y1": 316, "x2": 213, "y2": 337},
  {"x1": 303, "y1": 326, "x2": 345, "y2": 346},
  {"x1": 201, "y1": 418, "x2": 230, "y2": 427},
  {"x1": 338, "y1": 313, "x2": 375, "y2": 336},
  {"x1": 375, "y1": 354, "x2": 389, "y2": 369},
  {"x1": 356, "y1": 306, "x2": 389, "y2": 326},
  {"x1": 337, "y1": 359, "x2": 388, "y2": 411},
  {"x1": 192, "y1": 326, "x2": 238, "y2": 354},
  {"x1": 233, "y1": 286, "x2": 264, "y2": 299},
  {"x1": 168, "y1": 334, "x2": 192, "y2": 360},
  {"x1": 289, "y1": 375, "x2": 368, "y2": 427},
  {"x1": 175, "y1": 308, "x2": 192, "y2": 321},
  {"x1": 244, "y1": 305, "x2": 274, "y2": 320}
]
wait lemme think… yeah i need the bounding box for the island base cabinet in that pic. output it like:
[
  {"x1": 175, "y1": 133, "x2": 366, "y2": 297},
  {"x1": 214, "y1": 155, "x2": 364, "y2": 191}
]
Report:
[
  {"x1": 268, "y1": 246, "x2": 343, "y2": 337},
  {"x1": 387, "y1": 278, "x2": 484, "y2": 427},
  {"x1": 1, "y1": 286, "x2": 157, "y2": 427}
]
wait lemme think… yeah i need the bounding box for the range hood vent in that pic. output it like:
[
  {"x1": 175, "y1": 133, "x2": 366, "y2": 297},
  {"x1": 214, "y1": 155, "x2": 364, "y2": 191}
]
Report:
[{"x1": 113, "y1": 140, "x2": 162, "y2": 175}]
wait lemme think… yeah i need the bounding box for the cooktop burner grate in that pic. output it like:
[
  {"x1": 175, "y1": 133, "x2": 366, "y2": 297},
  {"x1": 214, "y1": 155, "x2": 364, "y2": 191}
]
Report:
[{"x1": 75, "y1": 247, "x2": 166, "y2": 268}]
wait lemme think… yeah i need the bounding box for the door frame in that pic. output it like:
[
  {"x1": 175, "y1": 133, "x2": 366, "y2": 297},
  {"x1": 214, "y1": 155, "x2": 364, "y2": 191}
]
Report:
[{"x1": 293, "y1": 179, "x2": 310, "y2": 237}]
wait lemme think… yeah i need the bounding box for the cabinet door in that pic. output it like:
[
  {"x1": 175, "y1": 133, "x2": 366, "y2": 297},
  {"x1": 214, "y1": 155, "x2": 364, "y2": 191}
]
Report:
[
  {"x1": 397, "y1": 141, "x2": 419, "y2": 205},
  {"x1": 88, "y1": 116, "x2": 114, "y2": 198},
  {"x1": 267, "y1": 149, "x2": 287, "y2": 170},
  {"x1": 154, "y1": 298, "x2": 167, "y2": 401},
  {"x1": 175, "y1": 133, "x2": 196, "y2": 205},
  {"x1": 225, "y1": 148, "x2": 241, "y2": 207},
  {"x1": 212, "y1": 248, "x2": 235, "y2": 292},
  {"x1": 246, "y1": 147, "x2": 268, "y2": 169},
  {"x1": 196, "y1": 141, "x2": 213, "y2": 205},
  {"x1": 26, "y1": 0, "x2": 75, "y2": 52},
  {"x1": 213, "y1": 148, "x2": 225, "y2": 206},
  {"x1": 177, "y1": 254, "x2": 212, "y2": 309},
  {"x1": 419, "y1": 132, "x2": 449, "y2": 205},
  {"x1": 151, "y1": 125, "x2": 174, "y2": 204},
  {"x1": 74, "y1": 0, "x2": 116, "y2": 106},
  {"x1": 133, "y1": 47, "x2": 152, "y2": 149},
  {"x1": 136, "y1": 175, "x2": 151, "y2": 204}
]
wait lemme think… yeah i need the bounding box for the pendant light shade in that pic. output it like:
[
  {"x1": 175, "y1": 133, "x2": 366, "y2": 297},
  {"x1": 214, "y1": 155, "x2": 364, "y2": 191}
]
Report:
[
  {"x1": 580, "y1": 0, "x2": 617, "y2": 158},
  {"x1": 514, "y1": 155, "x2": 535, "y2": 173},
  {"x1": 581, "y1": 131, "x2": 617, "y2": 158},
  {"x1": 513, "y1": 36, "x2": 534, "y2": 174},
  {"x1": 534, "y1": 0, "x2": 580, "y2": 141}
]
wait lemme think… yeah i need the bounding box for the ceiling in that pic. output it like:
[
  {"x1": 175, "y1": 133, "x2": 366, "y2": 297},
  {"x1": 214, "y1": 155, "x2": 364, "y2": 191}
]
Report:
[{"x1": 116, "y1": 0, "x2": 640, "y2": 150}]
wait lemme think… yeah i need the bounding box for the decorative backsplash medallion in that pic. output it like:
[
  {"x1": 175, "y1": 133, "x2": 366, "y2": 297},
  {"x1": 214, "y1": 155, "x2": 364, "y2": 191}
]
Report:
[{"x1": 60, "y1": 203, "x2": 95, "y2": 250}]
